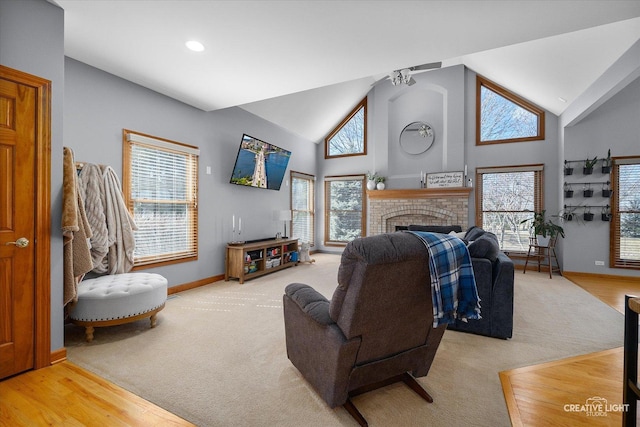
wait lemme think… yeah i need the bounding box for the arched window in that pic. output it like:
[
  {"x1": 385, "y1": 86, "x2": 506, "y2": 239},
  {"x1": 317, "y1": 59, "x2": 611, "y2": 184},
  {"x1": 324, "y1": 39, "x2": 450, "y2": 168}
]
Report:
[
  {"x1": 325, "y1": 97, "x2": 367, "y2": 158},
  {"x1": 476, "y1": 76, "x2": 545, "y2": 145}
]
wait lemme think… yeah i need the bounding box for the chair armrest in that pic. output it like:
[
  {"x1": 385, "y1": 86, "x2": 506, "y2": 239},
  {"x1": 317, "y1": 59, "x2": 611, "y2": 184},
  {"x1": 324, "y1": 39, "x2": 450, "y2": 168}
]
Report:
[
  {"x1": 284, "y1": 283, "x2": 333, "y2": 325},
  {"x1": 283, "y1": 284, "x2": 361, "y2": 407}
]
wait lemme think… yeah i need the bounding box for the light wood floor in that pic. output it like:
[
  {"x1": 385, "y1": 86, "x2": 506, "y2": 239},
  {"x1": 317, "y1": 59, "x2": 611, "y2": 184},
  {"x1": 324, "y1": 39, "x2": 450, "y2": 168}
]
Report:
[
  {"x1": 0, "y1": 273, "x2": 637, "y2": 426},
  {"x1": 0, "y1": 361, "x2": 194, "y2": 426},
  {"x1": 501, "y1": 272, "x2": 640, "y2": 426}
]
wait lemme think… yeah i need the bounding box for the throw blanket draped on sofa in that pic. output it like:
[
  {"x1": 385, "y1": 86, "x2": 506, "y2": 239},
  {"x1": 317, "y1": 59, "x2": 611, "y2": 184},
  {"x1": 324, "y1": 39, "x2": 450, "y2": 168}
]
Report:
[{"x1": 408, "y1": 231, "x2": 481, "y2": 327}]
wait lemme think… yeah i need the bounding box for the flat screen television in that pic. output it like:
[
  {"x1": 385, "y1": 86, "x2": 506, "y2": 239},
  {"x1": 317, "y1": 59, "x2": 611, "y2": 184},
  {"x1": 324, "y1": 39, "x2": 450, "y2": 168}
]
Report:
[{"x1": 229, "y1": 134, "x2": 291, "y2": 190}]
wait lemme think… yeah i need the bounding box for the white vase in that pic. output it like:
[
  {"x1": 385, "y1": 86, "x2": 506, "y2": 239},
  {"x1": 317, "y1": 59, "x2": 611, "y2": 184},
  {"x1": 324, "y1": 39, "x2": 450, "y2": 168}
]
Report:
[
  {"x1": 367, "y1": 180, "x2": 376, "y2": 190},
  {"x1": 376, "y1": 182, "x2": 385, "y2": 190}
]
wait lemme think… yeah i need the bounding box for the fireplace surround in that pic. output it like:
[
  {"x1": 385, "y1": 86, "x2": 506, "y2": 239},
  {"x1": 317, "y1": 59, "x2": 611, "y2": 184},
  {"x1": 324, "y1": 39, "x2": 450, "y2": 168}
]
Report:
[{"x1": 367, "y1": 188, "x2": 472, "y2": 236}]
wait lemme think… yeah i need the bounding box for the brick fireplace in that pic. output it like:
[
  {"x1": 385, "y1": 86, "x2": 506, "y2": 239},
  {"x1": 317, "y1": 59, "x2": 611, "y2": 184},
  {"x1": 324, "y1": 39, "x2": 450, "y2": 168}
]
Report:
[{"x1": 367, "y1": 188, "x2": 473, "y2": 235}]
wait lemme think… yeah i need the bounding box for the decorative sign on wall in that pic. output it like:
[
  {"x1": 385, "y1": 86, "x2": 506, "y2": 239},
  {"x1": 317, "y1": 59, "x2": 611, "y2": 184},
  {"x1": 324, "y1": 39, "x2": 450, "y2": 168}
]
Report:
[{"x1": 426, "y1": 171, "x2": 464, "y2": 188}]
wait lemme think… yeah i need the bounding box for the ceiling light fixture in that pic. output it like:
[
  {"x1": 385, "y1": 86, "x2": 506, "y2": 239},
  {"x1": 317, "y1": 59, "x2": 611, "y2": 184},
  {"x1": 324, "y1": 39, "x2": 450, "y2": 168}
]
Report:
[
  {"x1": 185, "y1": 40, "x2": 205, "y2": 52},
  {"x1": 391, "y1": 68, "x2": 414, "y2": 86}
]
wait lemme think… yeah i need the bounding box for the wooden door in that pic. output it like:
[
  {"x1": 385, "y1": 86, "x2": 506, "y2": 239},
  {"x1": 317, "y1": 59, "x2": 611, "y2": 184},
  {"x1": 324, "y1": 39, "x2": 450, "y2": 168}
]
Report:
[{"x1": 0, "y1": 73, "x2": 37, "y2": 379}]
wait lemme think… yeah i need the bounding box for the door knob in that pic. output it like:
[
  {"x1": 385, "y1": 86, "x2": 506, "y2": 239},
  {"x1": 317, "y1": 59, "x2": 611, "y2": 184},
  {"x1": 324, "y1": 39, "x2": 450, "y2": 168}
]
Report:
[{"x1": 5, "y1": 237, "x2": 29, "y2": 248}]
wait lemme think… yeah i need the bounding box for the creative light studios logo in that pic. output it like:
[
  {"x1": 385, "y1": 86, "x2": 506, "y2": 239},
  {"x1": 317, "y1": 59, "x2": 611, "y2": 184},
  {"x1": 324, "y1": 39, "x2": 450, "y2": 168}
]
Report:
[{"x1": 564, "y1": 396, "x2": 629, "y2": 417}]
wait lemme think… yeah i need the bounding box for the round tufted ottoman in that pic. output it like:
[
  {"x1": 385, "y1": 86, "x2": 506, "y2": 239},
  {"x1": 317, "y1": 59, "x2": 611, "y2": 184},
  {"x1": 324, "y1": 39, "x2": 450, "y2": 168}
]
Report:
[{"x1": 69, "y1": 272, "x2": 168, "y2": 342}]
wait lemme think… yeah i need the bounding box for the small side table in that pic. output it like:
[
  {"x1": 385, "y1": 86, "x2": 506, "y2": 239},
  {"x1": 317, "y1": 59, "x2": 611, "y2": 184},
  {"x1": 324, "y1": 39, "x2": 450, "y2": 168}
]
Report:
[{"x1": 523, "y1": 236, "x2": 561, "y2": 279}]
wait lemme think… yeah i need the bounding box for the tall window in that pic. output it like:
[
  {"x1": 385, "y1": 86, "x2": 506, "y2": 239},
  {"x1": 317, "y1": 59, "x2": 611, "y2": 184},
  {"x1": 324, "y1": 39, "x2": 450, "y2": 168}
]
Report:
[
  {"x1": 123, "y1": 130, "x2": 199, "y2": 267},
  {"x1": 324, "y1": 175, "x2": 365, "y2": 245},
  {"x1": 291, "y1": 171, "x2": 315, "y2": 246},
  {"x1": 476, "y1": 165, "x2": 544, "y2": 253},
  {"x1": 611, "y1": 156, "x2": 640, "y2": 269},
  {"x1": 325, "y1": 97, "x2": 367, "y2": 158},
  {"x1": 477, "y1": 76, "x2": 545, "y2": 145}
]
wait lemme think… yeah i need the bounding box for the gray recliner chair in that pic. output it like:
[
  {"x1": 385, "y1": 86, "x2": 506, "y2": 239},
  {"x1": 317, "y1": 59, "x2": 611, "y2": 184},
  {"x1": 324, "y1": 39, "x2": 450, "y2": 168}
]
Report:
[{"x1": 283, "y1": 232, "x2": 447, "y2": 426}]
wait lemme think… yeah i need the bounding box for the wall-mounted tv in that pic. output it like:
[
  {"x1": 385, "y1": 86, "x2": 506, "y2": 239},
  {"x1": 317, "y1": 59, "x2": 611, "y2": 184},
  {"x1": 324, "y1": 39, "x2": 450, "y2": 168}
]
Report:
[{"x1": 229, "y1": 134, "x2": 291, "y2": 191}]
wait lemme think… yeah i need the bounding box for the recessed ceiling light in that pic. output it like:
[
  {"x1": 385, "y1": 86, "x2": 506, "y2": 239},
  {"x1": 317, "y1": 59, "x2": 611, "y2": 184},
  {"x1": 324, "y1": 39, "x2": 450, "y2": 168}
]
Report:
[{"x1": 185, "y1": 40, "x2": 205, "y2": 52}]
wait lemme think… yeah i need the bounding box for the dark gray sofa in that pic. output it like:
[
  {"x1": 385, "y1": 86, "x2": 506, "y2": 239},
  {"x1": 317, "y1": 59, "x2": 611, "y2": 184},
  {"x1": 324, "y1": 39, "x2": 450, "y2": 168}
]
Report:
[{"x1": 408, "y1": 225, "x2": 515, "y2": 339}]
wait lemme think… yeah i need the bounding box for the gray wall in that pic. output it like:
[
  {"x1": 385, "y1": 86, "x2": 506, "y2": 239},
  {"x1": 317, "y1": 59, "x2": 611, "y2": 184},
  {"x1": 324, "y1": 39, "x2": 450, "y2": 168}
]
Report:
[
  {"x1": 316, "y1": 64, "x2": 562, "y2": 254},
  {"x1": 65, "y1": 58, "x2": 317, "y2": 287},
  {"x1": 0, "y1": 0, "x2": 65, "y2": 352},
  {"x1": 562, "y1": 75, "x2": 640, "y2": 275}
]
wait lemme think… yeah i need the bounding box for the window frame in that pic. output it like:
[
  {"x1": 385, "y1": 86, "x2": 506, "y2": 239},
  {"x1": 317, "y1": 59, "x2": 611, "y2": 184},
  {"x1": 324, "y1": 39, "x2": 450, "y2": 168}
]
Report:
[
  {"x1": 122, "y1": 129, "x2": 199, "y2": 268},
  {"x1": 610, "y1": 156, "x2": 640, "y2": 270},
  {"x1": 290, "y1": 170, "x2": 315, "y2": 247},
  {"x1": 476, "y1": 75, "x2": 545, "y2": 146},
  {"x1": 324, "y1": 97, "x2": 367, "y2": 159},
  {"x1": 324, "y1": 174, "x2": 366, "y2": 246},
  {"x1": 476, "y1": 164, "x2": 544, "y2": 254}
]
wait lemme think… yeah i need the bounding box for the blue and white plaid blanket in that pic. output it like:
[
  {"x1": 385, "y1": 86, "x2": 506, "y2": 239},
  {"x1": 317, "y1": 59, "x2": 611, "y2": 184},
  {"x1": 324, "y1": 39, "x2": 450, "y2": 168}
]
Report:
[{"x1": 408, "y1": 231, "x2": 481, "y2": 327}]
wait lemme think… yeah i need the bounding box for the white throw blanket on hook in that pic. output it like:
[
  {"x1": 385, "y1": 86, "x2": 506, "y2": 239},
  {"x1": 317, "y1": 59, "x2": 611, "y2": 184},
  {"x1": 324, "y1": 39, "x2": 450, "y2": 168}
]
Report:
[{"x1": 78, "y1": 163, "x2": 137, "y2": 274}]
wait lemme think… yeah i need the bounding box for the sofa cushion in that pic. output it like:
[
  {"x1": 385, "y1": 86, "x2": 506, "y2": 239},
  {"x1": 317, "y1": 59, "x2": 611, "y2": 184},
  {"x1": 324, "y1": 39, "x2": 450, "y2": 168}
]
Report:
[
  {"x1": 467, "y1": 232, "x2": 500, "y2": 262},
  {"x1": 407, "y1": 224, "x2": 462, "y2": 234},
  {"x1": 464, "y1": 226, "x2": 486, "y2": 241}
]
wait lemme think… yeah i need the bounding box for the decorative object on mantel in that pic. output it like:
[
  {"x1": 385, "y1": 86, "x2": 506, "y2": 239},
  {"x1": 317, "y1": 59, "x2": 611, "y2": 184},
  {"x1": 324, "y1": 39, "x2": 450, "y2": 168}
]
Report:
[
  {"x1": 399, "y1": 121, "x2": 435, "y2": 155},
  {"x1": 367, "y1": 171, "x2": 378, "y2": 190},
  {"x1": 426, "y1": 171, "x2": 464, "y2": 188},
  {"x1": 375, "y1": 176, "x2": 386, "y2": 190}
]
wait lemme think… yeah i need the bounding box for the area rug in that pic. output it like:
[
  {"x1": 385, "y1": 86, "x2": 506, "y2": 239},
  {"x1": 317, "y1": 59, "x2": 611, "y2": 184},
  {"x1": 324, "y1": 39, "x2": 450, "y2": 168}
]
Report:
[{"x1": 65, "y1": 254, "x2": 623, "y2": 427}]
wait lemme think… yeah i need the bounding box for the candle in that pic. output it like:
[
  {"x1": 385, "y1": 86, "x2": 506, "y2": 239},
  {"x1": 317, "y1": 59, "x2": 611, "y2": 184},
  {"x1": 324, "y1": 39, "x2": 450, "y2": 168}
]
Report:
[
  {"x1": 239, "y1": 217, "x2": 242, "y2": 232},
  {"x1": 232, "y1": 215, "x2": 235, "y2": 231},
  {"x1": 464, "y1": 164, "x2": 468, "y2": 176}
]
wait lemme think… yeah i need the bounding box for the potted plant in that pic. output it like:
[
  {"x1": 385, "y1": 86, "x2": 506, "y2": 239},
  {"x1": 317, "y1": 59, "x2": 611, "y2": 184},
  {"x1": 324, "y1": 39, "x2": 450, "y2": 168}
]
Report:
[
  {"x1": 583, "y1": 208, "x2": 594, "y2": 222},
  {"x1": 521, "y1": 210, "x2": 565, "y2": 246},
  {"x1": 602, "y1": 149, "x2": 612, "y2": 174},
  {"x1": 564, "y1": 183, "x2": 574, "y2": 198},
  {"x1": 366, "y1": 172, "x2": 377, "y2": 190},
  {"x1": 583, "y1": 156, "x2": 598, "y2": 175},
  {"x1": 564, "y1": 162, "x2": 574, "y2": 176},
  {"x1": 601, "y1": 205, "x2": 611, "y2": 222},
  {"x1": 375, "y1": 176, "x2": 386, "y2": 190},
  {"x1": 583, "y1": 183, "x2": 593, "y2": 197},
  {"x1": 602, "y1": 182, "x2": 612, "y2": 198}
]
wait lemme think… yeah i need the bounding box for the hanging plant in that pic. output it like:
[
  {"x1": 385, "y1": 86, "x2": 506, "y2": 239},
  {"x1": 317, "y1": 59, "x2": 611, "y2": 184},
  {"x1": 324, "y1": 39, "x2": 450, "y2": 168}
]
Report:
[
  {"x1": 602, "y1": 182, "x2": 612, "y2": 198},
  {"x1": 583, "y1": 208, "x2": 594, "y2": 221},
  {"x1": 564, "y1": 183, "x2": 574, "y2": 198},
  {"x1": 564, "y1": 162, "x2": 574, "y2": 176},
  {"x1": 601, "y1": 206, "x2": 611, "y2": 222},
  {"x1": 583, "y1": 184, "x2": 593, "y2": 198},
  {"x1": 583, "y1": 156, "x2": 598, "y2": 175},
  {"x1": 602, "y1": 149, "x2": 612, "y2": 173}
]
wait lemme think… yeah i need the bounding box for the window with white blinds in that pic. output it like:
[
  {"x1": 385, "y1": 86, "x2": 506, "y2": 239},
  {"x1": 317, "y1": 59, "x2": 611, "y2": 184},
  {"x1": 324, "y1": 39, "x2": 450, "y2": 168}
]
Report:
[
  {"x1": 612, "y1": 156, "x2": 640, "y2": 269},
  {"x1": 291, "y1": 171, "x2": 315, "y2": 246},
  {"x1": 123, "y1": 130, "x2": 199, "y2": 267},
  {"x1": 324, "y1": 174, "x2": 365, "y2": 245},
  {"x1": 476, "y1": 164, "x2": 544, "y2": 253}
]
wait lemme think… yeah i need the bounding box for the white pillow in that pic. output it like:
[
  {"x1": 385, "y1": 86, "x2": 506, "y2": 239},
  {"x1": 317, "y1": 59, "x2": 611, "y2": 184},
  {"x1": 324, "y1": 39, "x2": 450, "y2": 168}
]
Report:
[{"x1": 449, "y1": 230, "x2": 466, "y2": 239}]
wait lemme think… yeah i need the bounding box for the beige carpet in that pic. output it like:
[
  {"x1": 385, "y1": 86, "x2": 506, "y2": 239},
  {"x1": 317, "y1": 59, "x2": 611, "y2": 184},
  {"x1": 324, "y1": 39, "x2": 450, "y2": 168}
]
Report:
[{"x1": 65, "y1": 253, "x2": 623, "y2": 427}]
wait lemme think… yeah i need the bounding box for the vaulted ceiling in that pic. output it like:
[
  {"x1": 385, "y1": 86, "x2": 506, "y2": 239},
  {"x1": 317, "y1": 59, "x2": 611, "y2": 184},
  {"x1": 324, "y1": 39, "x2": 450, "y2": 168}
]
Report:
[{"x1": 55, "y1": 1, "x2": 640, "y2": 142}]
